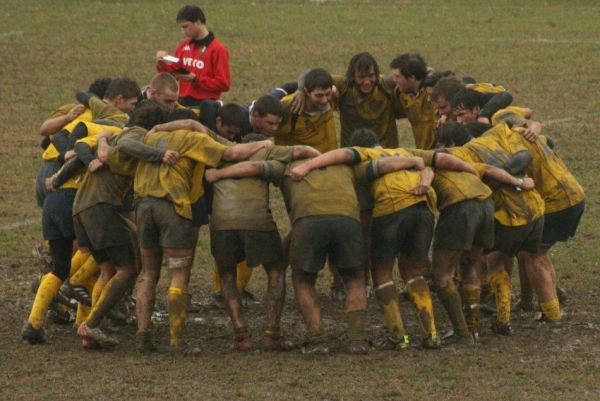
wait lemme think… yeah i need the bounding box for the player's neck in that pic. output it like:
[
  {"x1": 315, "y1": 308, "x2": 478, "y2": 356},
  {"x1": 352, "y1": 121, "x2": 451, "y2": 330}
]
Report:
[{"x1": 193, "y1": 26, "x2": 210, "y2": 41}]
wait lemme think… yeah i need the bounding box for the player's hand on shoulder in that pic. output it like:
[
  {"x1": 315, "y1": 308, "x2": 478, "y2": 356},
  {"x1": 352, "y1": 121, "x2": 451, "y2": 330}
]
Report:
[
  {"x1": 204, "y1": 168, "x2": 218, "y2": 184},
  {"x1": 67, "y1": 105, "x2": 86, "y2": 122},
  {"x1": 88, "y1": 159, "x2": 104, "y2": 173},
  {"x1": 290, "y1": 90, "x2": 306, "y2": 115},
  {"x1": 162, "y1": 150, "x2": 180, "y2": 165}
]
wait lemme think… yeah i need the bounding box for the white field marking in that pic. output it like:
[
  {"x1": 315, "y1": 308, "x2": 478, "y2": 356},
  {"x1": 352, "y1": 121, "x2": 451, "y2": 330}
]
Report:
[
  {"x1": 0, "y1": 31, "x2": 25, "y2": 38},
  {"x1": 480, "y1": 37, "x2": 600, "y2": 46},
  {"x1": 0, "y1": 218, "x2": 37, "y2": 231},
  {"x1": 542, "y1": 112, "x2": 598, "y2": 126}
]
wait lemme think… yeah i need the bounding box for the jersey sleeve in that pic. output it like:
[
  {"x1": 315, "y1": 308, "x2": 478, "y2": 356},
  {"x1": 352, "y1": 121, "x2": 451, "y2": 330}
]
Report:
[
  {"x1": 406, "y1": 148, "x2": 436, "y2": 166},
  {"x1": 265, "y1": 160, "x2": 287, "y2": 187}
]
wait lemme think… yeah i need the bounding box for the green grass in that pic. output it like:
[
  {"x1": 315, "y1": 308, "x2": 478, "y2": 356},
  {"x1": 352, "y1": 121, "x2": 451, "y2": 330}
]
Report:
[{"x1": 1, "y1": 1, "x2": 599, "y2": 400}]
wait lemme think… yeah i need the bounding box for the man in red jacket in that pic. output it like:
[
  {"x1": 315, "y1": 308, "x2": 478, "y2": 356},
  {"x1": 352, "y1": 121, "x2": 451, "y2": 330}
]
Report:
[{"x1": 156, "y1": 5, "x2": 231, "y2": 106}]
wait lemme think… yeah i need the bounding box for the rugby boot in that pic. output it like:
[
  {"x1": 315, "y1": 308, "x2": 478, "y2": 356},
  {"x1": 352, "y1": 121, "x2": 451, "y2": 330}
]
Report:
[
  {"x1": 301, "y1": 341, "x2": 330, "y2": 355},
  {"x1": 241, "y1": 290, "x2": 261, "y2": 306},
  {"x1": 136, "y1": 330, "x2": 157, "y2": 354},
  {"x1": 263, "y1": 335, "x2": 295, "y2": 351},
  {"x1": 373, "y1": 335, "x2": 410, "y2": 351},
  {"x1": 556, "y1": 286, "x2": 569, "y2": 304},
  {"x1": 234, "y1": 336, "x2": 255, "y2": 352},
  {"x1": 47, "y1": 300, "x2": 73, "y2": 325},
  {"x1": 422, "y1": 332, "x2": 441, "y2": 349},
  {"x1": 330, "y1": 284, "x2": 346, "y2": 302},
  {"x1": 77, "y1": 323, "x2": 119, "y2": 347},
  {"x1": 348, "y1": 340, "x2": 369, "y2": 355},
  {"x1": 21, "y1": 322, "x2": 45, "y2": 344},
  {"x1": 233, "y1": 326, "x2": 254, "y2": 352},
  {"x1": 491, "y1": 321, "x2": 513, "y2": 336},
  {"x1": 168, "y1": 342, "x2": 201, "y2": 356},
  {"x1": 60, "y1": 283, "x2": 91, "y2": 306}
]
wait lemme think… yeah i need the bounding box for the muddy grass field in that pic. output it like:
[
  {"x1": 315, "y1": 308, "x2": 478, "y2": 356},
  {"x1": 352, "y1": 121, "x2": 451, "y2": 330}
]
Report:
[{"x1": 1, "y1": 1, "x2": 599, "y2": 400}]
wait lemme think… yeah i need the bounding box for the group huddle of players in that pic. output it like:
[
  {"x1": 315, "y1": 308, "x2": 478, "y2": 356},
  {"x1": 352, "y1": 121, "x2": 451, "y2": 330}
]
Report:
[{"x1": 21, "y1": 5, "x2": 585, "y2": 355}]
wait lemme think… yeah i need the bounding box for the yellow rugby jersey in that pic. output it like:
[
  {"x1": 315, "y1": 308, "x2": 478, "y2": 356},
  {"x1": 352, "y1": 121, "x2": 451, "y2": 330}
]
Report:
[
  {"x1": 42, "y1": 105, "x2": 94, "y2": 161},
  {"x1": 277, "y1": 159, "x2": 360, "y2": 224},
  {"x1": 74, "y1": 122, "x2": 124, "y2": 149},
  {"x1": 491, "y1": 106, "x2": 529, "y2": 126},
  {"x1": 410, "y1": 149, "x2": 492, "y2": 210},
  {"x1": 466, "y1": 82, "x2": 506, "y2": 94},
  {"x1": 446, "y1": 139, "x2": 545, "y2": 226},
  {"x1": 352, "y1": 146, "x2": 436, "y2": 217},
  {"x1": 332, "y1": 75, "x2": 398, "y2": 148},
  {"x1": 104, "y1": 127, "x2": 150, "y2": 178},
  {"x1": 506, "y1": 130, "x2": 585, "y2": 213},
  {"x1": 393, "y1": 88, "x2": 436, "y2": 150},
  {"x1": 134, "y1": 130, "x2": 227, "y2": 219},
  {"x1": 274, "y1": 94, "x2": 338, "y2": 153},
  {"x1": 89, "y1": 97, "x2": 129, "y2": 124}
]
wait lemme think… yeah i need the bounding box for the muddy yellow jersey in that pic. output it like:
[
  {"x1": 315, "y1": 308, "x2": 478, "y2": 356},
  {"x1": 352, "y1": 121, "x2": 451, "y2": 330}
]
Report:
[
  {"x1": 466, "y1": 82, "x2": 506, "y2": 94},
  {"x1": 351, "y1": 146, "x2": 436, "y2": 217},
  {"x1": 410, "y1": 149, "x2": 492, "y2": 210},
  {"x1": 274, "y1": 159, "x2": 359, "y2": 224},
  {"x1": 42, "y1": 104, "x2": 94, "y2": 161},
  {"x1": 275, "y1": 94, "x2": 338, "y2": 153},
  {"x1": 211, "y1": 146, "x2": 295, "y2": 231},
  {"x1": 504, "y1": 130, "x2": 585, "y2": 214},
  {"x1": 491, "y1": 106, "x2": 529, "y2": 126},
  {"x1": 446, "y1": 131, "x2": 545, "y2": 226},
  {"x1": 88, "y1": 96, "x2": 129, "y2": 124},
  {"x1": 393, "y1": 88, "x2": 436, "y2": 150},
  {"x1": 332, "y1": 75, "x2": 398, "y2": 148},
  {"x1": 134, "y1": 130, "x2": 227, "y2": 219}
]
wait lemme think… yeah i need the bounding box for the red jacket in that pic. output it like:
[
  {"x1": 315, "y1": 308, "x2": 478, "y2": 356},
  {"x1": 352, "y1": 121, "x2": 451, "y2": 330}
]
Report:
[{"x1": 157, "y1": 33, "x2": 230, "y2": 101}]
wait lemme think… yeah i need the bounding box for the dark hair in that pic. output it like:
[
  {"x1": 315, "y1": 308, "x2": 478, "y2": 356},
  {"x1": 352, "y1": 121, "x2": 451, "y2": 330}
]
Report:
[
  {"x1": 304, "y1": 68, "x2": 333, "y2": 93},
  {"x1": 242, "y1": 133, "x2": 267, "y2": 143},
  {"x1": 389, "y1": 53, "x2": 428, "y2": 81},
  {"x1": 253, "y1": 95, "x2": 285, "y2": 118},
  {"x1": 422, "y1": 70, "x2": 454, "y2": 89},
  {"x1": 451, "y1": 88, "x2": 481, "y2": 111},
  {"x1": 430, "y1": 76, "x2": 465, "y2": 102},
  {"x1": 176, "y1": 5, "x2": 206, "y2": 23},
  {"x1": 346, "y1": 52, "x2": 379, "y2": 86},
  {"x1": 104, "y1": 78, "x2": 141, "y2": 101},
  {"x1": 88, "y1": 77, "x2": 112, "y2": 99},
  {"x1": 436, "y1": 120, "x2": 472, "y2": 147},
  {"x1": 129, "y1": 100, "x2": 167, "y2": 130},
  {"x1": 166, "y1": 108, "x2": 198, "y2": 122},
  {"x1": 217, "y1": 103, "x2": 246, "y2": 128},
  {"x1": 464, "y1": 122, "x2": 492, "y2": 138},
  {"x1": 350, "y1": 128, "x2": 379, "y2": 148}
]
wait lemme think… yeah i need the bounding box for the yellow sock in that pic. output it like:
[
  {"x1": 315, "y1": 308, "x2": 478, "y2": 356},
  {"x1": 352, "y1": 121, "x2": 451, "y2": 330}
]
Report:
[
  {"x1": 168, "y1": 287, "x2": 188, "y2": 347},
  {"x1": 406, "y1": 277, "x2": 436, "y2": 335},
  {"x1": 91, "y1": 280, "x2": 106, "y2": 309},
  {"x1": 70, "y1": 256, "x2": 99, "y2": 287},
  {"x1": 76, "y1": 304, "x2": 91, "y2": 326},
  {"x1": 490, "y1": 270, "x2": 511, "y2": 325},
  {"x1": 28, "y1": 273, "x2": 63, "y2": 329},
  {"x1": 540, "y1": 298, "x2": 561, "y2": 322},
  {"x1": 236, "y1": 261, "x2": 252, "y2": 291},
  {"x1": 86, "y1": 278, "x2": 115, "y2": 325},
  {"x1": 69, "y1": 250, "x2": 89, "y2": 277},
  {"x1": 375, "y1": 281, "x2": 405, "y2": 340},
  {"x1": 75, "y1": 273, "x2": 97, "y2": 325}
]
